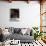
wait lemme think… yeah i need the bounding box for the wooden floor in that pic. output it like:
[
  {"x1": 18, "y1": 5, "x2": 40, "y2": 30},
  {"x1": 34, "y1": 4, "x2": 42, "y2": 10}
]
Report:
[
  {"x1": 0, "y1": 40, "x2": 46, "y2": 46},
  {"x1": 21, "y1": 40, "x2": 46, "y2": 46}
]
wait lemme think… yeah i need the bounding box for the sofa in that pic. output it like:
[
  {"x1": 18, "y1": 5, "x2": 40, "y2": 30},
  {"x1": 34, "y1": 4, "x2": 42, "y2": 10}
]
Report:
[{"x1": 6, "y1": 27, "x2": 34, "y2": 43}]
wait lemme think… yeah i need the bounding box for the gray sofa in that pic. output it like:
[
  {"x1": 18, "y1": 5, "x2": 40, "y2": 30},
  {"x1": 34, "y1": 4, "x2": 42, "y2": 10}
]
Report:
[{"x1": 3, "y1": 27, "x2": 34, "y2": 43}]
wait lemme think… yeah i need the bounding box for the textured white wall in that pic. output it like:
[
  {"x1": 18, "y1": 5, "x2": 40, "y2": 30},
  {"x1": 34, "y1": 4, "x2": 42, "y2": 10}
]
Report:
[{"x1": 0, "y1": 1, "x2": 40, "y2": 28}]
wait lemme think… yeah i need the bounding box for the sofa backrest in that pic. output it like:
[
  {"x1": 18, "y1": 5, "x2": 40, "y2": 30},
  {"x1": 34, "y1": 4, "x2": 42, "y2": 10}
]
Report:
[{"x1": 8, "y1": 27, "x2": 33, "y2": 36}]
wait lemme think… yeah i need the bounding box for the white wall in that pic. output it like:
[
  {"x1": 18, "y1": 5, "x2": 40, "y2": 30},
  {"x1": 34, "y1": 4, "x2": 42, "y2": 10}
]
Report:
[{"x1": 0, "y1": 1, "x2": 40, "y2": 28}]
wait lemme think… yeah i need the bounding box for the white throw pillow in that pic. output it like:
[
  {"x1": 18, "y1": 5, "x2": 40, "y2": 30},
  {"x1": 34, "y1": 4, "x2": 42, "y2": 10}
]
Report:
[
  {"x1": 3, "y1": 29, "x2": 10, "y2": 36},
  {"x1": 21, "y1": 28, "x2": 27, "y2": 35}
]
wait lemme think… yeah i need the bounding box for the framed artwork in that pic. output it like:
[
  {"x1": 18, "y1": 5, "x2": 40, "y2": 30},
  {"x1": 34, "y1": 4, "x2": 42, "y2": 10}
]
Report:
[{"x1": 10, "y1": 9, "x2": 19, "y2": 21}]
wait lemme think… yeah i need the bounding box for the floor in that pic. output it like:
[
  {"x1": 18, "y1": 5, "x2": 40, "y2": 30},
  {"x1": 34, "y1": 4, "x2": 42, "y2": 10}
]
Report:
[
  {"x1": 18, "y1": 40, "x2": 46, "y2": 46},
  {"x1": 0, "y1": 40, "x2": 45, "y2": 46}
]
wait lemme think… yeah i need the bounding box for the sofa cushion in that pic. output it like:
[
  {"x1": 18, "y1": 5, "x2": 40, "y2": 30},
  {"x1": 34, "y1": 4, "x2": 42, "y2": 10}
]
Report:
[
  {"x1": 8, "y1": 33, "x2": 34, "y2": 43},
  {"x1": 14, "y1": 28, "x2": 21, "y2": 33},
  {"x1": 21, "y1": 28, "x2": 27, "y2": 35},
  {"x1": 8, "y1": 27, "x2": 14, "y2": 34}
]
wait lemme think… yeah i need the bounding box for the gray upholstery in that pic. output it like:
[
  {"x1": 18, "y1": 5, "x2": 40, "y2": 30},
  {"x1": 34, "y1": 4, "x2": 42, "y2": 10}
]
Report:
[
  {"x1": 14, "y1": 28, "x2": 21, "y2": 33},
  {"x1": 8, "y1": 33, "x2": 34, "y2": 43}
]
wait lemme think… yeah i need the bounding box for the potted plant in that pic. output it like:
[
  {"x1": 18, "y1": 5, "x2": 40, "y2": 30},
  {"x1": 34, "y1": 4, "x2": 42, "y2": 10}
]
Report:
[
  {"x1": 32, "y1": 27, "x2": 43, "y2": 40},
  {"x1": 32, "y1": 27, "x2": 38, "y2": 40}
]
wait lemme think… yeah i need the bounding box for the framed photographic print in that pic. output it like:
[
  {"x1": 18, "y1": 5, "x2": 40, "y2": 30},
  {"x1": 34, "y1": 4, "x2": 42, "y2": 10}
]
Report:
[{"x1": 10, "y1": 9, "x2": 19, "y2": 21}]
